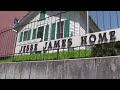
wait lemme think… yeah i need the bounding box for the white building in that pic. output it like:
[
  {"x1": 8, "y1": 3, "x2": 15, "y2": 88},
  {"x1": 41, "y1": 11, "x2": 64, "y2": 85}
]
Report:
[{"x1": 14, "y1": 11, "x2": 100, "y2": 54}]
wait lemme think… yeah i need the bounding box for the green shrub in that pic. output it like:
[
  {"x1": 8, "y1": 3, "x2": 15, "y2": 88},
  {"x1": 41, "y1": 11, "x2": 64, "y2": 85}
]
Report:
[
  {"x1": 0, "y1": 49, "x2": 91, "y2": 63},
  {"x1": 91, "y1": 41, "x2": 120, "y2": 57}
]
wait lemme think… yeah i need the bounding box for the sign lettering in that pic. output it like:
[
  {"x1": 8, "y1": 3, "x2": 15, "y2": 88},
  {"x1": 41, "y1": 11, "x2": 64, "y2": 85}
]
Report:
[{"x1": 16, "y1": 28, "x2": 120, "y2": 54}]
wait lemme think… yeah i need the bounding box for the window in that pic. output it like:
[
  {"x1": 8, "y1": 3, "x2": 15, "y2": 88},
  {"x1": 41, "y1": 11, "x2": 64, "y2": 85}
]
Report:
[
  {"x1": 56, "y1": 21, "x2": 64, "y2": 39},
  {"x1": 37, "y1": 26, "x2": 44, "y2": 41},
  {"x1": 28, "y1": 29, "x2": 31, "y2": 40},
  {"x1": 19, "y1": 32, "x2": 23, "y2": 42},
  {"x1": 32, "y1": 28, "x2": 37, "y2": 39},
  {"x1": 44, "y1": 25, "x2": 49, "y2": 41},
  {"x1": 40, "y1": 11, "x2": 46, "y2": 20},
  {"x1": 64, "y1": 20, "x2": 70, "y2": 38},
  {"x1": 50, "y1": 23, "x2": 56, "y2": 40},
  {"x1": 23, "y1": 29, "x2": 31, "y2": 41},
  {"x1": 23, "y1": 31, "x2": 28, "y2": 41}
]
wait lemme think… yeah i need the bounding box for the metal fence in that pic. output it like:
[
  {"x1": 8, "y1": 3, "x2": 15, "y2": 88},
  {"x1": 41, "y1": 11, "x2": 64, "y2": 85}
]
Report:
[{"x1": 0, "y1": 11, "x2": 120, "y2": 62}]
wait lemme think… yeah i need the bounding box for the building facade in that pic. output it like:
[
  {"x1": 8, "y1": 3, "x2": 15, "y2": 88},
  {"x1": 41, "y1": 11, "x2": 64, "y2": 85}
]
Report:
[
  {"x1": 0, "y1": 11, "x2": 28, "y2": 57},
  {"x1": 14, "y1": 11, "x2": 100, "y2": 54}
]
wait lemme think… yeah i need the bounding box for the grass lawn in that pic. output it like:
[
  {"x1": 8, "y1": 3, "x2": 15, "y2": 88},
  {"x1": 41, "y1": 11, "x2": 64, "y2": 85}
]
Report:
[{"x1": 0, "y1": 49, "x2": 91, "y2": 63}]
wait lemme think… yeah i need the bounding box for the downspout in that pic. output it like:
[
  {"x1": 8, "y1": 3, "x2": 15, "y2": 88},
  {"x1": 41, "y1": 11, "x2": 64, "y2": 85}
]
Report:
[{"x1": 86, "y1": 11, "x2": 89, "y2": 34}]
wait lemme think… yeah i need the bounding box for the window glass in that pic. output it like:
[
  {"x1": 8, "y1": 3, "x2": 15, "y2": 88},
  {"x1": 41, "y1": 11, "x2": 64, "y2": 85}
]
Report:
[
  {"x1": 32, "y1": 28, "x2": 37, "y2": 39},
  {"x1": 64, "y1": 20, "x2": 70, "y2": 38},
  {"x1": 50, "y1": 23, "x2": 56, "y2": 40},
  {"x1": 56, "y1": 21, "x2": 64, "y2": 39},
  {"x1": 19, "y1": 32, "x2": 23, "y2": 42},
  {"x1": 23, "y1": 31, "x2": 28, "y2": 41},
  {"x1": 37, "y1": 26, "x2": 44, "y2": 41},
  {"x1": 44, "y1": 25, "x2": 49, "y2": 41}
]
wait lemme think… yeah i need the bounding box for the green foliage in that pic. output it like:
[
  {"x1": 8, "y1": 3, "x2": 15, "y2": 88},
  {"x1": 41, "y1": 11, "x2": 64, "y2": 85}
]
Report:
[
  {"x1": 91, "y1": 41, "x2": 120, "y2": 57},
  {"x1": 0, "y1": 49, "x2": 91, "y2": 63},
  {"x1": 1, "y1": 42, "x2": 120, "y2": 63}
]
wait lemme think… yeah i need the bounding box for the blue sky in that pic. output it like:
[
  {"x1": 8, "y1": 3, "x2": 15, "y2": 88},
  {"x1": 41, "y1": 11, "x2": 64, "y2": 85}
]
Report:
[{"x1": 90, "y1": 11, "x2": 120, "y2": 31}]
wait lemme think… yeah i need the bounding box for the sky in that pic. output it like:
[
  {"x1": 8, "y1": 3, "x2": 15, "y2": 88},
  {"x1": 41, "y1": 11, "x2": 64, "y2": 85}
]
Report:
[{"x1": 90, "y1": 11, "x2": 120, "y2": 31}]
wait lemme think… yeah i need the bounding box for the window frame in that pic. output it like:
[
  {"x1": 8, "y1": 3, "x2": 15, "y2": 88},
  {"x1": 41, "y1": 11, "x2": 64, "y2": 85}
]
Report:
[
  {"x1": 32, "y1": 28, "x2": 37, "y2": 39},
  {"x1": 44, "y1": 24, "x2": 49, "y2": 41},
  {"x1": 23, "y1": 30, "x2": 28, "y2": 41},
  {"x1": 23, "y1": 29, "x2": 31, "y2": 41},
  {"x1": 19, "y1": 32, "x2": 23, "y2": 42},
  {"x1": 37, "y1": 26, "x2": 44, "y2": 42},
  {"x1": 56, "y1": 21, "x2": 64, "y2": 39},
  {"x1": 50, "y1": 23, "x2": 56, "y2": 40}
]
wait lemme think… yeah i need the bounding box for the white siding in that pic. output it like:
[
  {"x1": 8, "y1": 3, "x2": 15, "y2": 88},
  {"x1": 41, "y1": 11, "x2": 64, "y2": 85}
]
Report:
[
  {"x1": 69, "y1": 11, "x2": 86, "y2": 37},
  {"x1": 15, "y1": 11, "x2": 87, "y2": 54}
]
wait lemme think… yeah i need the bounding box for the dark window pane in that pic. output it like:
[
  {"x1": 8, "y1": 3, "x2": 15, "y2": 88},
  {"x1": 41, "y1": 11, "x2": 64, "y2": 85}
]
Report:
[
  {"x1": 23, "y1": 31, "x2": 28, "y2": 41},
  {"x1": 50, "y1": 23, "x2": 56, "y2": 40},
  {"x1": 57, "y1": 21, "x2": 64, "y2": 39},
  {"x1": 64, "y1": 20, "x2": 70, "y2": 38},
  {"x1": 32, "y1": 28, "x2": 37, "y2": 39},
  {"x1": 37, "y1": 26, "x2": 44, "y2": 41},
  {"x1": 60, "y1": 33, "x2": 63, "y2": 38},
  {"x1": 28, "y1": 29, "x2": 31, "y2": 40},
  {"x1": 19, "y1": 32, "x2": 23, "y2": 42},
  {"x1": 44, "y1": 25, "x2": 49, "y2": 41}
]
